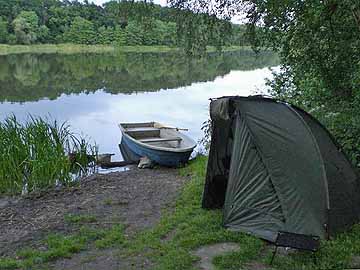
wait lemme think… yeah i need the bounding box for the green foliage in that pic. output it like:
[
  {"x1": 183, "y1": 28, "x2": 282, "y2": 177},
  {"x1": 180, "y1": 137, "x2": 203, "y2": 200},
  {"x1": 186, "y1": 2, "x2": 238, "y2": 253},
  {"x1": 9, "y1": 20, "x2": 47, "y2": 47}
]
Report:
[
  {"x1": 37, "y1": 25, "x2": 50, "y2": 43},
  {"x1": 114, "y1": 26, "x2": 126, "y2": 46},
  {"x1": 175, "y1": 12, "x2": 234, "y2": 55},
  {"x1": 97, "y1": 26, "x2": 115, "y2": 45},
  {"x1": 6, "y1": 34, "x2": 16, "y2": 45},
  {"x1": 63, "y1": 16, "x2": 96, "y2": 45},
  {"x1": 0, "y1": 0, "x2": 245, "y2": 47},
  {"x1": 12, "y1": 11, "x2": 39, "y2": 44},
  {"x1": 125, "y1": 20, "x2": 144, "y2": 46},
  {"x1": 0, "y1": 115, "x2": 97, "y2": 195},
  {"x1": 0, "y1": 17, "x2": 8, "y2": 43}
]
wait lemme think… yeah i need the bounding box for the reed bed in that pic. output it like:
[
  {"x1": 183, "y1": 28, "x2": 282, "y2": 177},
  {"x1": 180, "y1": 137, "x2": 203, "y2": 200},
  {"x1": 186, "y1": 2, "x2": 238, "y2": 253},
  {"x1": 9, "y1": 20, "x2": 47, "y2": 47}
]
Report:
[{"x1": 0, "y1": 116, "x2": 97, "y2": 195}]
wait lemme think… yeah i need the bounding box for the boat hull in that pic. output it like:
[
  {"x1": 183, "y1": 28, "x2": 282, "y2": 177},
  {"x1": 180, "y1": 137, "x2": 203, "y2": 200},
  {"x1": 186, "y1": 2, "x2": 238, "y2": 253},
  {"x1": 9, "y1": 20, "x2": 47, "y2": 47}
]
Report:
[{"x1": 121, "y1": 135, "x2": 193, "y2": 167}]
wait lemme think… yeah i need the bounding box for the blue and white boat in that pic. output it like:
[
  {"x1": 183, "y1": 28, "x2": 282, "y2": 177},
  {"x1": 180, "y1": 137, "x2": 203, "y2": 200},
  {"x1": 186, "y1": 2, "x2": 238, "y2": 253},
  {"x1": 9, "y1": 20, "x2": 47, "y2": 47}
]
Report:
[{"x1": 119, "y1": 122, "x2": 196, "y2": 167}]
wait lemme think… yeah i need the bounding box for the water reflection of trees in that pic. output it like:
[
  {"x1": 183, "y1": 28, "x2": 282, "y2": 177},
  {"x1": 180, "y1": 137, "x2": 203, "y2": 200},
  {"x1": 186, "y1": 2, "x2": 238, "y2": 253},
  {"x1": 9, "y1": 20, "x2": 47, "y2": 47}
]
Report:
[{"x1": 0, "y1": 50, "x2": 279, "y2": 102}]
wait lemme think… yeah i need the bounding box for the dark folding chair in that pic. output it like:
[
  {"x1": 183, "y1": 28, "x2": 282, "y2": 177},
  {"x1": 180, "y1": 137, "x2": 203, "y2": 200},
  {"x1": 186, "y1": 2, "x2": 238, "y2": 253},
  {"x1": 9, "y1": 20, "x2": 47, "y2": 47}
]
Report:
[{"x1": 270, "y1": 231, "x2": 320, "y2": 265}]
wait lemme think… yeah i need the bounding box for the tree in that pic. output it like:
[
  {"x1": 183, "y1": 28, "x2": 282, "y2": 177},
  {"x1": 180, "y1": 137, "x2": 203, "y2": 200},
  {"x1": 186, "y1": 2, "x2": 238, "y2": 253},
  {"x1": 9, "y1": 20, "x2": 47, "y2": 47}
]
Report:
[
  {"x1": 97, "y1": 26, "x2": 115, "y2": 44},
  {"x1": 162, "y1": 21, "x2": 176, "y2": 46},
  {"x1": 114, "y1": 25, "x2": 126, "y2": 46},
  {"x1": 125, "y1": 20, "x2": 143, "y2": 45},
  {"x1": 37, "y1": 25, "x2": 50, "y2": 43},
  {"x1": 0, "y1": 16, "x2": 8, "y2": 43},
  {"x1": 63, "y1": 16, "x2": 96, "y2": 44},
  {"x1": 13, "y1": 11, "x2": 39, "y2": 44},
  {"x1": 47, "y1": 6, "x2": 72, "y2": 43}
]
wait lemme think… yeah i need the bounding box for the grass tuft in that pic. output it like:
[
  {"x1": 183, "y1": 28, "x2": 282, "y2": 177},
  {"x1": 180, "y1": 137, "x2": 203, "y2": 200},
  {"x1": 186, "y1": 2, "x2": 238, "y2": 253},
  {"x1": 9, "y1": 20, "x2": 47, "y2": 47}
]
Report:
[
  {"x1": 0, "y1": 258, "x2": 20, "y2": 270},
  {"x1": 0, "y1": 115, "x2": 97, "y2": 195},
  {"x1": 64, "y1": 214, "x2": 97, "y2": 224},
  {"x1": 95, "y1": 225, "x2": 126, "y2": 249}
]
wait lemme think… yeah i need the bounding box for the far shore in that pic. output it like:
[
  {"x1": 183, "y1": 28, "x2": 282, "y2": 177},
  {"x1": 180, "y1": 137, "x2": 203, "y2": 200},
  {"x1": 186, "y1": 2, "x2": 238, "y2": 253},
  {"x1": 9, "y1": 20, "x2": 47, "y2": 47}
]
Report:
[{"x1": 0, "y1": 44, "x2": 251, "y2": 56}]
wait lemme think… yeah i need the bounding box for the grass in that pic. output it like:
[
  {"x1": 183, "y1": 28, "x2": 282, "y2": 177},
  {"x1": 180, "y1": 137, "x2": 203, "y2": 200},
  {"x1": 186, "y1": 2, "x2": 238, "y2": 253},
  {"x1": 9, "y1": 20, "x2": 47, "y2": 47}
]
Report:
[
  {"x1": 0, "y1": 115, "x2": 97, "y2": 195},
  {"x1": 0, "y1": 43, "x2": 248, "y2": 56},
  {"x1": 0, "y1": 44, "x2": 115, "y2": 55},
  {"x1": 103, "y1": 198, "x2": 113, "y2": 206},
  {"x1": 64, "y1": 214, "x2": 97, "y2": 224},
  {"x1": 0, "y1": 224, "x2": 126, "y2": 270},
  {"x1": 94, "y1": 225, "x2": 126, "y2": 249}
]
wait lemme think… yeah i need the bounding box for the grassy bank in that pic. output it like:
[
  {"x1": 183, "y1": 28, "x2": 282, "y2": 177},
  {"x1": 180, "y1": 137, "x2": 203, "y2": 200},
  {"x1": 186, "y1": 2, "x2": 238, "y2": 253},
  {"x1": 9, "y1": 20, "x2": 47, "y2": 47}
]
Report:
[
  {"x1": 2, "y1": 157, "x2": 358, "y2": 269},
  {"x1": 0, "y1": 44, "x2": 115, "y2": 55},
  {"x1": 0, "y1": 44, "x2": 248, "y2": 56}
]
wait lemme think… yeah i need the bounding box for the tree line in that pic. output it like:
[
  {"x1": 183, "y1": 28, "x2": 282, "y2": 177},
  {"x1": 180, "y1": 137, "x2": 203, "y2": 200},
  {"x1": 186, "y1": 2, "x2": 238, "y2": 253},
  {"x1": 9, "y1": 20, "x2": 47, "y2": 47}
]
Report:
[{"x1": 0, "y1": 0, "x2": 248, "y2": 50}]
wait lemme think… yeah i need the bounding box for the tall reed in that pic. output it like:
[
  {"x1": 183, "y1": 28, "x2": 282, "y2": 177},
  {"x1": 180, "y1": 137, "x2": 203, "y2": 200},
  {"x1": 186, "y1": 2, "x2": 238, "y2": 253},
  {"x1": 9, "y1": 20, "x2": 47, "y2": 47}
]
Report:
[{"x1": 0, "y1": 115, "x2": 97, "y2": 195}]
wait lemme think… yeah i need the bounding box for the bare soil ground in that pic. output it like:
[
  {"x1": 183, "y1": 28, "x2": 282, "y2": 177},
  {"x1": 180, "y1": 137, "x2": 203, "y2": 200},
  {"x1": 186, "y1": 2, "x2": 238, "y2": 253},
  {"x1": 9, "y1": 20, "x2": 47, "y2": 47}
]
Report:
[{"x1": 0, "y1": 167, "x2": 188, "y2": 269}]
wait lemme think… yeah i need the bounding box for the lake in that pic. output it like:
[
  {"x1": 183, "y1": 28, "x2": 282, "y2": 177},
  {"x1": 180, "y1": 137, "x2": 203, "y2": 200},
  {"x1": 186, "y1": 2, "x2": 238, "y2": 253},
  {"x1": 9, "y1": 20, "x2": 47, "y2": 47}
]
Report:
[{"x1": 0, "y1": 50, "x2": 278, "y2": 161}]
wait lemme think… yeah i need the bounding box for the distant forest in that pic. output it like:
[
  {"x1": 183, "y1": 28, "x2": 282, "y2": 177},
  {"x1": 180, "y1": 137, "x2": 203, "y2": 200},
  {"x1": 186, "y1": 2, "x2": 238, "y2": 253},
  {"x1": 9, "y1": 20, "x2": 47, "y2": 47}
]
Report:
[{"x1": 0, "y1": 0, "x2": 248, "y2": 50}]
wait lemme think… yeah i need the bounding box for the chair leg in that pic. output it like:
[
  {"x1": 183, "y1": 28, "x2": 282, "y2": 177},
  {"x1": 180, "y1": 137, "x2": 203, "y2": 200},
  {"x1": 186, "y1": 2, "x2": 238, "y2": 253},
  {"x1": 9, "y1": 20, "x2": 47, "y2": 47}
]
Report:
[{"x1": 270, "y1": 246, "x2": 278, "y2": 265}]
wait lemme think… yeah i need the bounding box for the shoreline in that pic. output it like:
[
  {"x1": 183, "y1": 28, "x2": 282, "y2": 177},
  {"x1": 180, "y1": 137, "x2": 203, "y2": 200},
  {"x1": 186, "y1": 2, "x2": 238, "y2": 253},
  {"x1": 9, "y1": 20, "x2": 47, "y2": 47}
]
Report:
[{"x1": 0, "y1": 44, "x2": 251, "y2": 56}]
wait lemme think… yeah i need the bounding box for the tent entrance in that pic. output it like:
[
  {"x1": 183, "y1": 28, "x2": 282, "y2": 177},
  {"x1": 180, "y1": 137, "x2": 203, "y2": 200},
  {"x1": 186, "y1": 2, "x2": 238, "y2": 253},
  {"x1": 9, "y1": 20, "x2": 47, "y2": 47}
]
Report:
[{"x1": 223, "y1": 114, "x2": 284, "y2": 242}]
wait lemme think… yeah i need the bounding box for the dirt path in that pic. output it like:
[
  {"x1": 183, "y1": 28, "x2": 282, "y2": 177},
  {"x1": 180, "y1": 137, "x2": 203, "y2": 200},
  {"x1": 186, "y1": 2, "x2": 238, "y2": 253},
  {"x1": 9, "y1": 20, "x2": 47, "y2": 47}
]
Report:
[{"x1": 0, "y1": 167, "x2": 188, "y2": 269}]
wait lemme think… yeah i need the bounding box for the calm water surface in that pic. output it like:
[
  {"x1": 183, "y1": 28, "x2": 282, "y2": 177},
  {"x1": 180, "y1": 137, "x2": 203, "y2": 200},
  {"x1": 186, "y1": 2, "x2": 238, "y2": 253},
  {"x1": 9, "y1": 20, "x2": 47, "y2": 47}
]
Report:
[{"x1": 0, "y1": 50, "x2": 278, "y2": 161}]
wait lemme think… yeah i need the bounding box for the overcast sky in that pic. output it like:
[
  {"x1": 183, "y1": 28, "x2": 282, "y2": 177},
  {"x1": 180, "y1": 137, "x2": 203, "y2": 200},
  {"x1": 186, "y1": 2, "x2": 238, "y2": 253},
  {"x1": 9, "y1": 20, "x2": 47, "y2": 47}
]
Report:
[{"x1": 90, "y1": 0, "x2": 168, "y2": 6}]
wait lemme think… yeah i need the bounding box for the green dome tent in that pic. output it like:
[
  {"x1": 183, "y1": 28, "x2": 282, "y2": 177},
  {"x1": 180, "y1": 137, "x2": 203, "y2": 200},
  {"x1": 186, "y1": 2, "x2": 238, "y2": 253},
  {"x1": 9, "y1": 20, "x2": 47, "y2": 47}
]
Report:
[{"x1": 202, "y1": 96, "x2": 360, "y2": 242}]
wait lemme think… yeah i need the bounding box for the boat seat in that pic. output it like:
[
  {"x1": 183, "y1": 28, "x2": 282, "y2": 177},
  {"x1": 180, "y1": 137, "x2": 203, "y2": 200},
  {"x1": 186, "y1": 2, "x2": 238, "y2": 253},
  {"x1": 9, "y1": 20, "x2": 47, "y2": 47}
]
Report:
[
  {"x1": 126, "y1": 127, "x2": 160, "y2": 138},
  {"x1": 140, "y1": 137, "x2": 182, "y2": 143}
]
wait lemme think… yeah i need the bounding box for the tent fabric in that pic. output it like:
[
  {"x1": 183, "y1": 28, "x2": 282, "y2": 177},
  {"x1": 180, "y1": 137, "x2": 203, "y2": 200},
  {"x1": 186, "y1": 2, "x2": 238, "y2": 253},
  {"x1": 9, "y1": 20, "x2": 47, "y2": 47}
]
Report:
[
  {"x1": 223, "y1": 113, "x2": 284, "y2": 242},
  {"x1": 203, "y1": 96, "x2": 360, "y2": 241},
  {"x1": 293, "y1": 107, "x2": 360, "y2": 235},
  {"x1": 202, "y1": 98, "x2": 234, "y2": 208}
]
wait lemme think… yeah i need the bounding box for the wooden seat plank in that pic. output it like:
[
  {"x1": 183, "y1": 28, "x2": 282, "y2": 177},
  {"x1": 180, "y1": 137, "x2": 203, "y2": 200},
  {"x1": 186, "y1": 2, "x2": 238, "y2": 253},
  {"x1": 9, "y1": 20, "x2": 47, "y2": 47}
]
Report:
[
  {"x1": 126, "y1": 127, "x2": 160, "y2": 138},
  {"x1": 140, "y1": 137, "x2": 182, "y2": 143}
]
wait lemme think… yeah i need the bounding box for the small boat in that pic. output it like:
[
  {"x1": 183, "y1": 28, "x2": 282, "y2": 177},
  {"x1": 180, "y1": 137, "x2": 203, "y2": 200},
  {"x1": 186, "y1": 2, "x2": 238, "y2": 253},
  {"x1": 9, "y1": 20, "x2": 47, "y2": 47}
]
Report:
[{"x1": 118, "y1": 122, "x2": 196, "y2": 167}]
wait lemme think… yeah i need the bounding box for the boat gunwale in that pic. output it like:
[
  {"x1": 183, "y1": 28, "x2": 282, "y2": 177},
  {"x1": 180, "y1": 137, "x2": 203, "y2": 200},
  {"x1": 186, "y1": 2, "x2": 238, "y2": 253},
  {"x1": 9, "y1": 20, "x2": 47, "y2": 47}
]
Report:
[{"x1": 118, "y1": 122, "x2": 196, "y2": 153}]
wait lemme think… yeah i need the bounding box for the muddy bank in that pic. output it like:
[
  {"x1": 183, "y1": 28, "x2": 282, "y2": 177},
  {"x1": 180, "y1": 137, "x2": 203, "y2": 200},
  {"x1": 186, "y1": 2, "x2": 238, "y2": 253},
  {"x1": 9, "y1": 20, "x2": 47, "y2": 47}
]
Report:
[{"x1": 0, "y1": 167, "x2": 188, "y2": 257}]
